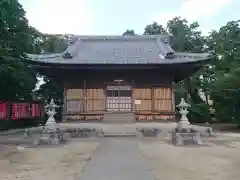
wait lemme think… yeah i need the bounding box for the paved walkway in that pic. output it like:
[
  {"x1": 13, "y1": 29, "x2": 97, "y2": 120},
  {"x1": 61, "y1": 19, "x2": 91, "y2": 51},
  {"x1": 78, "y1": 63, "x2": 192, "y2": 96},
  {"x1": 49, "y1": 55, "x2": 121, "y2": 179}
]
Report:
[{"x1": 79, "y1": 138, "x2": 155, "y2": 180}]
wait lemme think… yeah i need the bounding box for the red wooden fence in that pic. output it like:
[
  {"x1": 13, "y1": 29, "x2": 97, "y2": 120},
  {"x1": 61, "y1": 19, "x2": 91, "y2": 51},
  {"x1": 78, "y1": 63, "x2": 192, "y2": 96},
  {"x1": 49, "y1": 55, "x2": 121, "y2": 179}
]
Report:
[{"x1": 0, "y1": 101, "x2": 44, "y2": 121}]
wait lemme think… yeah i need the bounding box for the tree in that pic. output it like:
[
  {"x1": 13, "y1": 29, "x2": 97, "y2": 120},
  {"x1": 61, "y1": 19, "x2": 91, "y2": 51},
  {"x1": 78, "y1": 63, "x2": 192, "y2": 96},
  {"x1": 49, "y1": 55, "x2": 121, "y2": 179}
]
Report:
[
  {"x1": 122, "y1": 29, "x2": 136, "y2": 36},
  {"x1": 167, "y1": 17, "x2": 213, "y2": 123},
  {"x1": 143, "y1": 22, "x2": 167, "y2": 35},
  {"x1": 34, "y1": 76, "x2": 63, "y2": 104},
  {"x1": 167, "y1": 17, "x2": 204, "y2": 53},
  {"x1": 34, "y1": 35, "x2": 68, "y2": 105},
  {"x1": 208, "y1": 21, "x2": 240, "y2": 124},
  {"x1": 39, "y1": 35, "x2": 68, "y2": 53},
  {"x1": 0, "y1": 0, "x2": 39, "y2": 100}
]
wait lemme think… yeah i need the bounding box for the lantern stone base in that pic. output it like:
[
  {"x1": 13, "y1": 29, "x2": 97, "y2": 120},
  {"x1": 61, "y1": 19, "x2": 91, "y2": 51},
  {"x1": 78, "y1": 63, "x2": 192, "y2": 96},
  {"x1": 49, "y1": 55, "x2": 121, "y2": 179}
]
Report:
[
  {"x1": 32, "y1": 128, "x2": 67, "y2": 145},
  {"x1": 171, "y1": 131, "x2": 202, "y2": 145},
  {"x1": 176, "y1": 120, "x2": 190, "y2": 130}
]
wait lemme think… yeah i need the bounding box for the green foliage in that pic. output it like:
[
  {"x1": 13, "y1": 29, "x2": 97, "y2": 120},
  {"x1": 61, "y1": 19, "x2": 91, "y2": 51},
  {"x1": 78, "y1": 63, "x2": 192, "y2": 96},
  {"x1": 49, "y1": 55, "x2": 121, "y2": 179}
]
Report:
[
  {"x1": 0, "y1": 0, "x2": 38, "y2": 100},
  {"x1": 33, "y1": 35, "x2": 67, "y2": 105},
  {"x1": 167, "y1": 17, "x2": 204, "y2": 53},
  {"x1": 40, "y1": 35, "x2": 68, "y2": 53},
  {"x1": 211, "y1": 67, "x2": 240, "y2": 123},
  {"x1": 122, "y1": 29, "x2": 136, "y2": 36},
  {"x1": 206, "y1": 21, "x2": 240, "y2": 124},
  {"x1": 188, "y1": 100, "x2": 212, "y2": 123},
  {"x1": 35, "y1": 76, "x2": 63, "y2": 105},
  {"x1": 143, "y1": 22, "x2": 167, "y2": 35}
]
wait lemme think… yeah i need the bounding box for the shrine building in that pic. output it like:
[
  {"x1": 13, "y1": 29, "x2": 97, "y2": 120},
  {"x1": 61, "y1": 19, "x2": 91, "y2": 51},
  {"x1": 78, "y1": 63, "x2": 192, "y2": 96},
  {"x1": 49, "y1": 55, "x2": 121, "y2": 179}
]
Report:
[{"x1": 27, "y1": 35, "x2": 212, "y2": 122}]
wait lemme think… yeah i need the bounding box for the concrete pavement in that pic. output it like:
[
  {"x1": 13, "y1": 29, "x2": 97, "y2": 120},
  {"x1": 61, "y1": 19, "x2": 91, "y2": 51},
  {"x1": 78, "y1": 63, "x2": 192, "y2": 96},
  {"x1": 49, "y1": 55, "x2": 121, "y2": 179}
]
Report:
[{"x1": 79, "y1": 138, "x2": 155, "y2": 180}]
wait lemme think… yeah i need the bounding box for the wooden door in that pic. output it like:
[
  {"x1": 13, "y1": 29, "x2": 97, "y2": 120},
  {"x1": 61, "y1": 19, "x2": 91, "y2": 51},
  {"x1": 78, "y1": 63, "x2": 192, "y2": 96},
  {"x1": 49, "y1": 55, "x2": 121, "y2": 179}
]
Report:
[{"x1": 106, "y1": 85, "x2": 132, "y2": 112}]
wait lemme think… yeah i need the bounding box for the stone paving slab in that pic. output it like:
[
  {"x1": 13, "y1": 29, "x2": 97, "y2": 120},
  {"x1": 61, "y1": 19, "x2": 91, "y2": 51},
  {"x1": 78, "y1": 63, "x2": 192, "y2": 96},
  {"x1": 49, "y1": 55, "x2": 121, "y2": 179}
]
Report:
[{"x1": 79, "y1": 138, "x2": 155, "y2": 180}]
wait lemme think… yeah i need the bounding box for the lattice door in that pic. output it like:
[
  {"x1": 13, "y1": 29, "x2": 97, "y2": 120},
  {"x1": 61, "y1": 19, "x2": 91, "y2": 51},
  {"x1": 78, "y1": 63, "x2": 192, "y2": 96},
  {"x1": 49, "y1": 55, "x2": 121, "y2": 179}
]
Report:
[{"x1": 106, "y1": 85, "x2": 132, "y2": 112}]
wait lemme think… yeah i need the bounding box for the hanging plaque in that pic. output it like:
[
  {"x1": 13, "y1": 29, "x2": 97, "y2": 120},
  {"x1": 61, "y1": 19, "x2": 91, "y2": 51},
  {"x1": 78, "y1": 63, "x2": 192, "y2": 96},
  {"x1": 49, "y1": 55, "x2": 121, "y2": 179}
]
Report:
[{"x1": 135, "y1": 100, "x2": 141, "y2": 105}]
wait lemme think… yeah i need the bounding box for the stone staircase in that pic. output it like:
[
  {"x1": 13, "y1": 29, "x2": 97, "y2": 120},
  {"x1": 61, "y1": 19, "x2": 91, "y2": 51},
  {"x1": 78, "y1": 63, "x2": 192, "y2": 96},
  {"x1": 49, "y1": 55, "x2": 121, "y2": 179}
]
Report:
[{"x1": 103, "y1": 112, "x2": 135, "y2": 124}]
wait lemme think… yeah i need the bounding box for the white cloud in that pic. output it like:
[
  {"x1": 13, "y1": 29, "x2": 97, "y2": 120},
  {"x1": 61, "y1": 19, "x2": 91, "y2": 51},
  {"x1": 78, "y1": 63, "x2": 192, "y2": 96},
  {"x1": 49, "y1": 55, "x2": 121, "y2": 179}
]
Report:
[
  {"x1": 24, "y1": 0, "x2": 95, "y2": 34},
  {"x1": 154, "y1": 0, "x2": 232, "y2": 26},
  {"x1": 180, "y1": 0, "x2": 232, "y2": 21}
]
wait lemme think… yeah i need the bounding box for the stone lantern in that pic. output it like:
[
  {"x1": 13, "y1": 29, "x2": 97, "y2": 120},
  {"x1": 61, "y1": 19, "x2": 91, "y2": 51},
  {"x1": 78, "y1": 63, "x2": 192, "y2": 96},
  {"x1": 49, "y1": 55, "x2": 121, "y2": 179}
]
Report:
[
  {"x1": 24, "y1": 98, "x2": 65, "y2": 145},
  {"x1": 176, "y1": 98, "x2": 190, "y2": 129},
  {"x1": 171, "y1": 98, "x2": 204, "y2": 146},
  {"x1": 44, "y1": 98, "x2": 59, "y2": 132}
]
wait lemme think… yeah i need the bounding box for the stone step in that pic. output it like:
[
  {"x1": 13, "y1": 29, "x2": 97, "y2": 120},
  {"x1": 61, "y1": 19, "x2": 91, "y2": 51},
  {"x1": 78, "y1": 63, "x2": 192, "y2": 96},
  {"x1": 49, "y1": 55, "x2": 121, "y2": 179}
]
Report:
[
  {"x1": 103, "y1": 112, "x2": 135, "y2": 123},
  {"x1": 101, "y1": 123, "x2": 138, "y2": 137},
  {"x1": 102, "y1": 127, "x2": 138, "y2": 138},
  {"x1": 102, "y1": 133, "x2": 137, "y2": 138}
]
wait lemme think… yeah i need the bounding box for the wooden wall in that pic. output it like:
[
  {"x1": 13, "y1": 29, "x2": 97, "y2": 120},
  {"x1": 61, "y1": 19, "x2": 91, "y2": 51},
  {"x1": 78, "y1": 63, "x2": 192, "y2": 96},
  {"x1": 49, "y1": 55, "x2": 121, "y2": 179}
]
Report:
[
  {"x1": 63, "y1": 70, "x2": 175, "y2": 122},
  {"x1": 133, "y1": 87, "x2": 175, "y2": 121},
  {"x1": 64, "y1": 81, "x2": 105, "y2": 121},
  {"x1": 86, "y1": 89, "x2": 105, "y2": 112}
]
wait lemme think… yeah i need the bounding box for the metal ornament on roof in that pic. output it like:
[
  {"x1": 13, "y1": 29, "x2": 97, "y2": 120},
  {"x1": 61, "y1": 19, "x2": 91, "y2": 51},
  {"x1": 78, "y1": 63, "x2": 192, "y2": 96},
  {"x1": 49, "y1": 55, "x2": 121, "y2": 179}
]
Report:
[
  {"x1": 68, "y1": 35, "x2": 78, "y2": 44},
  {"x1": 165, "y1": 52, "x2": 176, "y2": 59},
  {"x1": 62, "y1": 51, "x2": 72, "y2": 59}
]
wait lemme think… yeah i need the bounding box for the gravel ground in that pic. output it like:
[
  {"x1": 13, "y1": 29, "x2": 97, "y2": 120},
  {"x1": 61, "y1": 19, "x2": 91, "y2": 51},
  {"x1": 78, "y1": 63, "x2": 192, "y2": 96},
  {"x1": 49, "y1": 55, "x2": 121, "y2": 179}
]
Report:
[
  {"x1": 0, "y1": 141, "x2": 99, "y2": 180},
  {"x1": 139, "y1": 137, "x2": 240, "y2": 180},
  {"x1": 1, "y1": 123, "x2": 240, "y2": 180}
]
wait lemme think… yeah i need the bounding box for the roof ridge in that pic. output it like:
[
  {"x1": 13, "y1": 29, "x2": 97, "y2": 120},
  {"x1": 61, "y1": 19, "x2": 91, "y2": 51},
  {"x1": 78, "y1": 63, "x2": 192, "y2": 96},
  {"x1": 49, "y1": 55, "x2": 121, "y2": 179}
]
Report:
[
  {"x1": 63, "y1": 37, "x2": 82, "y2": 58},
  {"x1": 75, "y1": 35, "x2": 166, "y2": 40},
  {"x1": 156, "y1": 36, "x2": 175, "y2": 59}
]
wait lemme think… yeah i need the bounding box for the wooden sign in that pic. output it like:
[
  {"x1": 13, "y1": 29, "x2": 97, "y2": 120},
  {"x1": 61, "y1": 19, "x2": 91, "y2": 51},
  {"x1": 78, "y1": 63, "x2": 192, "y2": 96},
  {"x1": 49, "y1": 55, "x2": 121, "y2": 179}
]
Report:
[{"x1": 135, "y1": 100, "x2": 141, "y2": 105}]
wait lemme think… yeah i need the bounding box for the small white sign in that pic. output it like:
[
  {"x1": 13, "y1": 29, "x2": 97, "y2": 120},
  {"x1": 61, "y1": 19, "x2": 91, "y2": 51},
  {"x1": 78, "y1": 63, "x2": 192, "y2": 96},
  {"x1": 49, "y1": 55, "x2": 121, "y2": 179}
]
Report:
[{"x1": 135, "y1": 100, "x2": 141, "y2": 105}]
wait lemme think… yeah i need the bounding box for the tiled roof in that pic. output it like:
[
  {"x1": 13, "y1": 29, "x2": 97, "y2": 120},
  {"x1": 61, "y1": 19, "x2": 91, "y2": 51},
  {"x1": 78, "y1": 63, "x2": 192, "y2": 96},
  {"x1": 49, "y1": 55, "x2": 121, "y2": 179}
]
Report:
[{"x1": 27, "y1": 35, "x2": 212, "y2": 64}]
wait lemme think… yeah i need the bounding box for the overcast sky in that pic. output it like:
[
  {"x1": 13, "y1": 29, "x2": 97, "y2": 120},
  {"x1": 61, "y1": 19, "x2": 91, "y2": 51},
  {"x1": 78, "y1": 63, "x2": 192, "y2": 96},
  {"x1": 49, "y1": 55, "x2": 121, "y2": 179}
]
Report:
[{"x1": 19, "y1": 0, "x2": 237, "y2": 36}]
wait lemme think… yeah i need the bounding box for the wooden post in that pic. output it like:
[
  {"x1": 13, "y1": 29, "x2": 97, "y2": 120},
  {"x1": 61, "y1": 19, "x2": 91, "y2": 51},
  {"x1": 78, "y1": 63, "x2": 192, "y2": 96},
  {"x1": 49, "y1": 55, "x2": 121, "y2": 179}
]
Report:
[
  {"x1": 131, "y1": 80, "x2": 135, "y2": 113},
  {"x1": 62, "y1": 81, "x2": 66, "y2": 122},
  {"x1": 172, "y1": 81, "x2": 175, "y2": 112},
  {"x1": 83, "y1": 79, "x2": 86, "y2": 120},
  {"x1": 83, "y1": 79, "x2": 86, "y2": 112},
  {"x1": 151, "y1": 85, "x2": 155, "y2": 120}
]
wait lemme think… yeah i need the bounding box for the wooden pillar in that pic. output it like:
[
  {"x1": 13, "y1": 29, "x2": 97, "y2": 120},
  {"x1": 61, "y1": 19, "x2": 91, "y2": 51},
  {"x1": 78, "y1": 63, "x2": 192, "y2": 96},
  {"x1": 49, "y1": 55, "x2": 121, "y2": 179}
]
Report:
[
  {"x1": 105, "y1": 83, "x2": 107, "y2": 112},
  {"x1": 171, "y1": 79, "x2": 176, "y2": 121},
  {"x1": 172, "y1": 86, "x2": 175, "y2": 112},
  {"x1": 83, "y1": 79, "x2": 86, "y2": 113},
  {"x1": 151, "y1": 86, "x2": 155, "y2": 120},
  {"x1": 151, "y1": 86, "x2": 154, "y2": 111},
  {"x1": 62, "y1": 81, "x2": 67, "y2": 122},
  {"x1": 171, "y1": 79, "x2": 175, "y2": 112},
  {"x1": 131, "y1": 80, "x2": 135, "y2": 112}
]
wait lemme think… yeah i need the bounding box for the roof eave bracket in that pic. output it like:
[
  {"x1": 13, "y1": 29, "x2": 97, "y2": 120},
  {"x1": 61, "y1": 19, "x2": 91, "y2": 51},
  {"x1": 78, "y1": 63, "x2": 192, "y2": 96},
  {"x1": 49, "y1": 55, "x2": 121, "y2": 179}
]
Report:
[{"x1": 164, "y1": 52, "x2": 177, "y2": 59}]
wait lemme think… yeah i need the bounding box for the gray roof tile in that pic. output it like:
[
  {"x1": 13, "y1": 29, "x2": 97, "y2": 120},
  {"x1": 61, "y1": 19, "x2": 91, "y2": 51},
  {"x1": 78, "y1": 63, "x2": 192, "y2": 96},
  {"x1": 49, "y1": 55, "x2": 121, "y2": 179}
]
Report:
[{"x1": 27, "y1": 35, "x2": 212, "y2": 64}]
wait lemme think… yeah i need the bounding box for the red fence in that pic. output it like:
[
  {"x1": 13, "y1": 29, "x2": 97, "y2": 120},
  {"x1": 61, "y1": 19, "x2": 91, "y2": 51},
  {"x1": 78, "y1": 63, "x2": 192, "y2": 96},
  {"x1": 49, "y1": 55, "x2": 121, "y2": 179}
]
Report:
[{"x1": 0, "y1": 101, "x2": 44, "y2": 121}]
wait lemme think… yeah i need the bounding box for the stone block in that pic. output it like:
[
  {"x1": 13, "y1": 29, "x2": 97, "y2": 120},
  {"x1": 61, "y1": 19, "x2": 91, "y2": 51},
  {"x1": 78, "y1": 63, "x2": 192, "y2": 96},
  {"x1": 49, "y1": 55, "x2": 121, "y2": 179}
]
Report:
[
  {"x1": 137, "y1": 128, "x2": 161, "y2": 137},
  {"x1": 171, "y1": 131, "x2": 202, "y2": 145}
]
